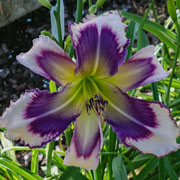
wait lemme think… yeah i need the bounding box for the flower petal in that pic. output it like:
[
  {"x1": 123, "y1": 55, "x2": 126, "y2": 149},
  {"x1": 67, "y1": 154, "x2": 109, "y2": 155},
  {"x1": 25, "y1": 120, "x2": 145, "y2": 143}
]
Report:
[
  {"x1": 69, "y1": 11, "x2": 128, "y2": 77},
  {"x1": 64, "y1": 108, "x2": 102, "y2": 170},
  {"x1": 16, "y1": 35, "x2": 76, "y2": 86},
  {"x1": 107, "y1": 45, "x2": 169, "y2": 92},
  {"x1": 0, "y1": 83, "x2": 84, "y2": 147},
  {"x1": 95, "y1": 81, "x2": 179, "y2": 156}
]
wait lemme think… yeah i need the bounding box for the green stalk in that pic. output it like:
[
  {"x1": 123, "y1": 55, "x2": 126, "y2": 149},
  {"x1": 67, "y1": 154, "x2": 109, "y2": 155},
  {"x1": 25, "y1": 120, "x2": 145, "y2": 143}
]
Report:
[
  {"x1": 31, "y1": 150, "x2": 39, "y2": 174},
  {"x1": 151, "y1": 83, "x2": 159, "y2": 101},
  {"x1": 65, "y1": 126, "x2": 72, "y2": 146},
  {"x1": 46, "y1": 82, "x2": 57, "y2": 177},
  {"x1": 88, "y1": 0, "x2": 92, "y2": 7},
  {"x1": 150, "y1": 0, "x2": 158, "y2": 23},
  {"x1": 46, "y1": 140, "x2": 55, "y2": 177},
  {"x1": 68, "y1": 0, "x2": 83, "y2": 57},
  {"x1": 54, "y1": 0, "x2": 63, "y2": 47},
  {"x1": 137, "y1": 3, "x2": 152, "y2": 50},
  {"x1": 75, "y1": 0, "x2": 83, "y2": 23},
  {"x1": 107, "y1": 127, "x2": 116, "y2": 180}
]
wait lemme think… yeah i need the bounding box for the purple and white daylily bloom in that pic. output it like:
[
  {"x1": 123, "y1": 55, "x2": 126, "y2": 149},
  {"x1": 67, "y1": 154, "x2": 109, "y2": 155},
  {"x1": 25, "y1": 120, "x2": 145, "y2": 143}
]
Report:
[{"x1": 0, "y1": 11, "x2": 179, "y2": 170}]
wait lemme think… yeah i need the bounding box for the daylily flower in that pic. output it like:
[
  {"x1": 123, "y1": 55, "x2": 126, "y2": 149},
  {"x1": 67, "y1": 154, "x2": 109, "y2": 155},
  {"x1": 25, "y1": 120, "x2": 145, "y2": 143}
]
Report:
[{"x1": 0, "y1": 11, "x2": 179, "y2": 170}]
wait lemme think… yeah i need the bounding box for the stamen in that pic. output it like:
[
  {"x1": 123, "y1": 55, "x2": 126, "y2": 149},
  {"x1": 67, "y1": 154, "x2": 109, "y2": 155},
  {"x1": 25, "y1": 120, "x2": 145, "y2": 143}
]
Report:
[
  {"x1": 94, "y1": 95, "x2": 98, "y2": 99},
  {"x1": 95, "y1": 100, "x2": 100, "y2": 106},
  {"x1": 86, "y1": 104, "x2": 91, "y2": 115},
  {"x1": 87, "y1": 95, "x2": 108, "y2": 116},
  {"x1": 89, "y1": 98, "x2": 94, "y2": 106},
  {"x1": 104, "y1": 100, "x2": 108, "y2": 106}
]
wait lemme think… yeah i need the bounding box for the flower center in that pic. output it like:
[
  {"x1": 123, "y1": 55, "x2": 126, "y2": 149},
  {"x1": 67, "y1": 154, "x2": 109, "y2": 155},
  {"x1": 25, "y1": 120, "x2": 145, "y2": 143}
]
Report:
[
  {"x1": 86, "y1": 95, "x2": 108, "y2": 116},
  {"x1": 82, "y1": 77, "x2": 108, "y2": 116}
]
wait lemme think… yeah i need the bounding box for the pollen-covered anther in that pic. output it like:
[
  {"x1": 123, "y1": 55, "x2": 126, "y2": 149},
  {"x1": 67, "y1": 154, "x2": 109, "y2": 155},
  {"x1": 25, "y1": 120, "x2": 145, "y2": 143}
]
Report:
[{"x1": 86, "y1": 95, "x2": 108, "y2": 116}]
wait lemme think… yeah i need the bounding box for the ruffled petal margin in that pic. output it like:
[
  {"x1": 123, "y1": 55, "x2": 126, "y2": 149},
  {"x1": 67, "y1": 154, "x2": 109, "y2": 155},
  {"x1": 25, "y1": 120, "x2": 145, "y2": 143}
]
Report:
[
  {"x1": 69, "y1": 11, "x2": 129, "y2": 77},
  {"x1": 0, "y1": 83, "x2": 84, "y2": 147},
  {"x1": 64, "y1": 109, "x2": 103, "y2": 170},
  {"x1": 95, "y1": 80, "x2": 179, "y2": 157},
  {"x1": 107, "y1": 45, "x2": 169, "y2": 92},
  {"x1": 17, "y1": 35, "x2": 76, "y2": 86}
]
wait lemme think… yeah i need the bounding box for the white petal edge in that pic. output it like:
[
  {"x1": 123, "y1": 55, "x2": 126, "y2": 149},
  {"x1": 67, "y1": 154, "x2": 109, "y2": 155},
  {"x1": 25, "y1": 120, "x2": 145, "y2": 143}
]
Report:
[
  {"x1": 70, "y1": 10, "x2": 127, "y2": 50},
  {"x1": 0, "y1": 91, "x2": 43, "y2": 147},
  {"x1": 125, "y1": 102, "x2": 180, "y2": 156}
]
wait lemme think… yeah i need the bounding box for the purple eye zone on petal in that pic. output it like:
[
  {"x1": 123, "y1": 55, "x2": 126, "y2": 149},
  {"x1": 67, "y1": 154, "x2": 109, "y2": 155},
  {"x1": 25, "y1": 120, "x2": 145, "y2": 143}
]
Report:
[
  {"x1": 24, "y1": 89, "x2": 79, "y2": 142},
  {"x1": 100, "y1": 26, "x2": 128, "y2": 75},
  {"x1": 127, "y1": 57, "x2": 156, "y2": 90},
  {"x1": 75, "y1": 24, "x2": 98, "y2": 73},
  {"x1": 74, "y1": 128, "x2": 101, "y2": 158},
  {"x1": 35, "y1": 50, "x2": 70, "y2": 85},
  {"x1": 24, "y1": 90, "x2": 57, "y2": 118},
  {"x1": 106, "y1": 92, "x2": 159, "y2": 145},
  {"x1": 109, "y1": 120, "x2": 153, "y2": 146}
]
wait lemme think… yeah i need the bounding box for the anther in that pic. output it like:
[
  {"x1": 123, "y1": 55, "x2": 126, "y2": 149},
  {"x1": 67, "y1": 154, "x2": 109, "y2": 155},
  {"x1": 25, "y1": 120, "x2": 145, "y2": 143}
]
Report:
[
  {"x1": 89, "y1": 98, "x2": 94, "y2": 106},
  {"x1": 95, "y1": 100, "x2": 100, "y2": 106},
  {"x1": 104, "y1": 100, "x2": 108, "y2": 106},
  {"x1": 99, "y1": 107, "x2": 104, "y2": 112},
  {"x1": 86, "y1": 104, "x2": 91, "y2": 115},
  {"x1": 94, "y1": 95, "x2": 98, "y2": 99}
]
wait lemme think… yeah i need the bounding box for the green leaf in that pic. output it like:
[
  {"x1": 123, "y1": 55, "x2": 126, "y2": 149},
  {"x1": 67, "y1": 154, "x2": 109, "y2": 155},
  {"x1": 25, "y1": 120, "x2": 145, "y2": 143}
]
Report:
[
  {"x1": 177, "y1": 0, "x2": 180, "y2": 10},
  {"x1": 52, "y1": 153, "x2": 66, "y2": 171},
  {"x1": 126, "y1": 21, "x2": 138, "y2": 60},
  {"x1": 0, "y1": 174, "x2": 7, "y2": 180},
  {"x1": 96, "y1": 0, "x2": 105, "y2": 8},
  {"x1": 169, "y1": 97, "x2": 180, "y2": 108},
  {"x1": 137, "y1": 157, "x2": 158, "y2": 180},
  {"x1": 121, "y1": 11, "x2": 176, "y2": 41},
  {"x1": 158, "y1": 158, "x2": 165, "y2": 180},
  {"x1": 164, "y1": 157, "x2": 178, "y2": 180},
  {"x1": 72, "y1": 171, "x2": 89, "y2": 180},
  {"x1": 131, "y1": 154, "x2": 152, "y2": 169},
  {"x1": 120, "y1": 11, "x2": 177, "y2": 51},
  {"x1": 37, "y1": 0, "x2": 52, "y2": 9},
  {"x1": 0, "y1": 132, "x2": 16, "y2": 162},
  {"x1": 58, "y1": 167, "x2": 78, "y2": 180},
  {"x1": 167, "y1": 0, "x2": 177, "y2": 22},
  {"x1": 31, "y1": 150, "x2": 39, "y2": 174},
  {"x1": 88, "y1": 5, "x2": 97, "y2": 14},
  {"x1": 0, "y1": 157, "x2": 43, "y2": 180},
  {"x1": 50, "y1": 0, "x2": 64, "y2": 45},
  {"x1": 112, "y1": 156, "x2": 128, "y2": 180},
  {"x1": 46, "y1": 141, "x2": 55, "y2": 177},
  {"x1": 41, "y1": 30, "x2": 52, "y2": 38}
]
